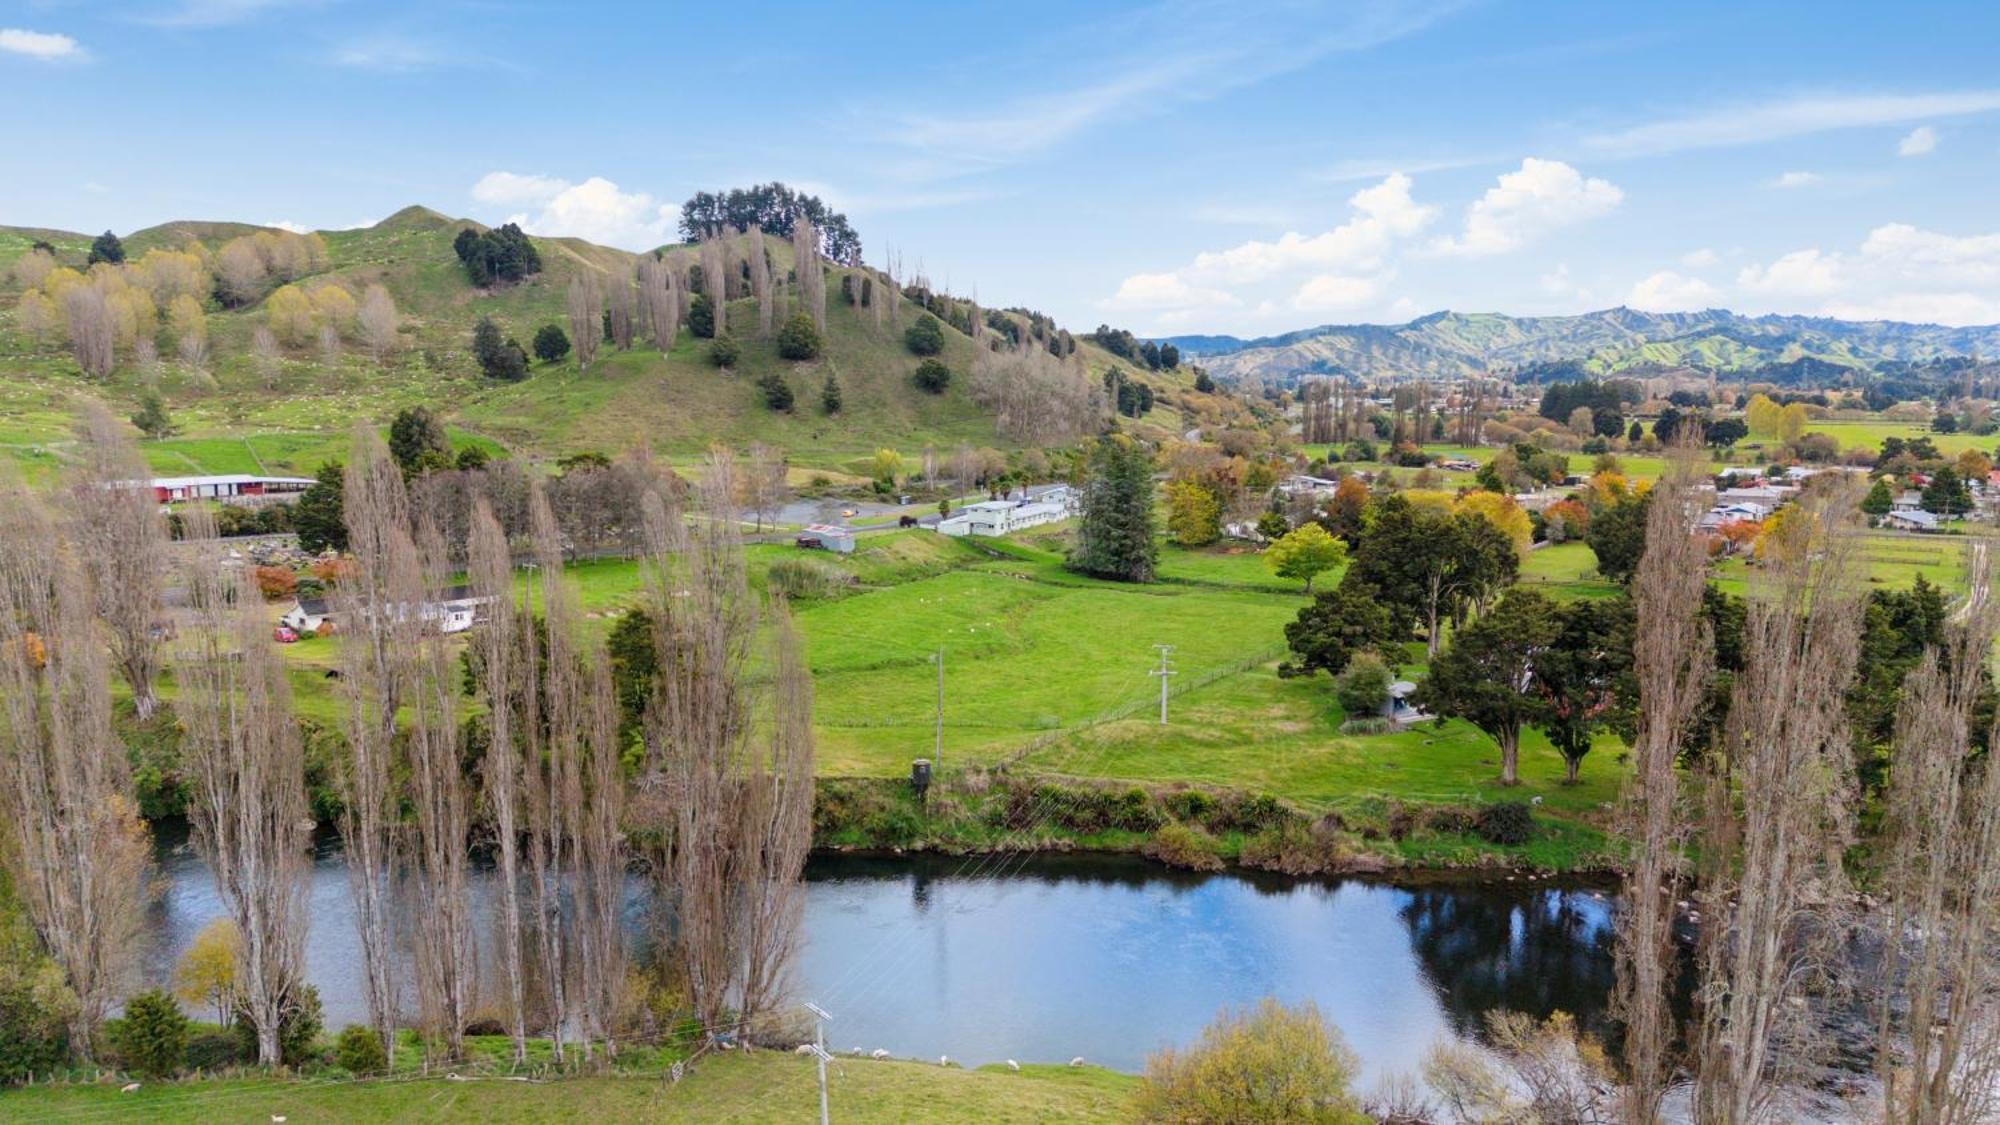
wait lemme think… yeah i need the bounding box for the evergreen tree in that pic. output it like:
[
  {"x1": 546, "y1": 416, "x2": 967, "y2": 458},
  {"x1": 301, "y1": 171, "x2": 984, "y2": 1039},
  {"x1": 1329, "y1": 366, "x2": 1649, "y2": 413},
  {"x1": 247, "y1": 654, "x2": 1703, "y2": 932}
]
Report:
[
  {"x1": 294, "y1": 462, "x2": 346, "y2": 553},
  {"x1": 1068, "y1": 437, "x2": 1157, "y2": 583},
  {"x1": 821, "y1": 372, "x2": 843, "y2": 414},
  {"x1": 130, "y1": 392, "x2": 178, "y2": 440},
  {"x1": 758, "y1": 372, "x2": 794, "y2": 412},
  {"x1": 388, "y1": 406, "x2": 451, "y2": 475},
  {"x1": 688, "y1": 293, "x2": 716, "y2": 338},
  {"x1": 913, "y1": 358, "x2": 952, "y2": 393},
  {"x1": 88, "y1": 230, "x2": 126, "y2": 265},
  {"x1": 532, "y1": 324, "x2": 571, "y2": 364},
  {"x1": 1861, "y1": 477, "x2": 1894, "y2": 516},
  {"x1": 904, "y1": 313, "x2": 945, "y2": 356},
  {"x1": 113, "y1": 990, "x2": 189, "y2": 1078},
  {"x1": 1193, "y1": 368, "x2": 1216, "y2": 394},
  {"x1": 1922, "y1": 466, "x2": 1971, "y2": 518},
  {"x1": 709, "y1": 333, "x2": 740, "y2": 367},
  {"x1": 471, "y1": 316, "x2": 528, "y2": 381},
  {"x1": 1280, "y1": 575, "x2": 1400, "y2": 678},
  {"x1": 776, "y1": 312, "x2": 822, "y2": 360}
]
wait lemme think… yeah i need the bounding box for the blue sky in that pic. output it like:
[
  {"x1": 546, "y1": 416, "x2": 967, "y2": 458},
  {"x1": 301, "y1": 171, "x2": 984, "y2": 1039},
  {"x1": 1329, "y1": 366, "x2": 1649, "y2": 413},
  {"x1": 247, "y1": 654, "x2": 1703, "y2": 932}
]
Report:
[{"x1": 5, "y1": 0, "x2": 1999, "y2": 336}]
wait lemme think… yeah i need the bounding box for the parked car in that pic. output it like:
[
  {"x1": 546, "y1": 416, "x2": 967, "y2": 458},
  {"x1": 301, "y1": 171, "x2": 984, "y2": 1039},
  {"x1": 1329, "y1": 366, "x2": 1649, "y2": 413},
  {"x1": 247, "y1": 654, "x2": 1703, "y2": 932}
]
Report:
[
  {"x1": 272, "y1": 626, "x2": 299, "y2": 643},
  {"x1": 795, "y1": 535, "x2": 825, "y2": 550}
]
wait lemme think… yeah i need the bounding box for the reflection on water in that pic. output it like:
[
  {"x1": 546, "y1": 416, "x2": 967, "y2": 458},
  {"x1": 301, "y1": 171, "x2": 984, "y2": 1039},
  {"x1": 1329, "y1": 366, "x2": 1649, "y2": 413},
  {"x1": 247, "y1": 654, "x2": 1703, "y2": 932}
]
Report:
[{"x1": 140, "y1": 831, "x2": 1623, "y2": 1077}]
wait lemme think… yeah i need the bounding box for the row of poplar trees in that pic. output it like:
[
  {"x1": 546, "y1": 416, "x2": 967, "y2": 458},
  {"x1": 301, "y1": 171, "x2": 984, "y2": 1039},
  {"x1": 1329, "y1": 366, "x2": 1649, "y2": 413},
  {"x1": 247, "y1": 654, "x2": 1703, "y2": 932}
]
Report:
[{"x1": 0, "y1": 408, "x2": 815, "y2": 1071}]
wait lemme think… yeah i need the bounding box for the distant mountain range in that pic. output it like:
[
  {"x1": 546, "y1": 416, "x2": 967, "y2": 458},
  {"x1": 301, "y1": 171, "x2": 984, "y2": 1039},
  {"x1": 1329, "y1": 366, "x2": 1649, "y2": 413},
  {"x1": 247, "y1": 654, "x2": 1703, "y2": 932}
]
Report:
[{"x1": 1159, "y1": 308, "x2": 2000, "y2": 384}]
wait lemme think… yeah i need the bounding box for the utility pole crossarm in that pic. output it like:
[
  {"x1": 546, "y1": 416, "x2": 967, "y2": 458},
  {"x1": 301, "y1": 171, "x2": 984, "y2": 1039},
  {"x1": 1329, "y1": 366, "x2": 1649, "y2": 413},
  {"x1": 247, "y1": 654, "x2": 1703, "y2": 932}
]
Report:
[{"x1": 1151, "y1": 645, "x2": 1176, "y2": 725}]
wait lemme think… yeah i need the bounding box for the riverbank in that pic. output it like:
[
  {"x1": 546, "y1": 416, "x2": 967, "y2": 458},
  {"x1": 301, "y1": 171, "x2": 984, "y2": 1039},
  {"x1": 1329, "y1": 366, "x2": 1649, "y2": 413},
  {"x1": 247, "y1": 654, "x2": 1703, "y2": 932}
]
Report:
[
  {"x1": 813, "y1": 771, "x2": 1623, "y2": 875},
  {"x1": 0, "y1": 1051, "x2": 1139, "y2": 1123}
]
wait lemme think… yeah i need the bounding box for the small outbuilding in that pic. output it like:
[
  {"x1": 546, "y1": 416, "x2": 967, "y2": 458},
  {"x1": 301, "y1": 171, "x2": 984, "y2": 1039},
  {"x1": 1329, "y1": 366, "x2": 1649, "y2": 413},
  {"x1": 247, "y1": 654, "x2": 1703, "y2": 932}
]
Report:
[{"x1": 796, "y1": 524, "x2": 856, "y2": 553}]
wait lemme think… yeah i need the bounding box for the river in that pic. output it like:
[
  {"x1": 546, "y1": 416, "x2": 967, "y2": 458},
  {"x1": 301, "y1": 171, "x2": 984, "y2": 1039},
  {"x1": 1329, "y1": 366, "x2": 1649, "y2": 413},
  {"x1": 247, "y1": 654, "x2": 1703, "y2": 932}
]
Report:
[{"x1": 140, "y1": 830, "x2": 1619, "y2": 1079}]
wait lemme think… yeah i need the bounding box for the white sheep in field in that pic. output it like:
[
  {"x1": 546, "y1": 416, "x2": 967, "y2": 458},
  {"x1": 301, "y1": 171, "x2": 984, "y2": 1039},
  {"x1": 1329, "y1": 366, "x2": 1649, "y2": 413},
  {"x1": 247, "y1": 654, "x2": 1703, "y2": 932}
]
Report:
[
  {"x1": 1006, "y1": 1059, "x2": 1020, "y2": 1072},
  {"x1": 870, "y1": 1048, "x2": 890, "y2": 1060},
  {"x1": 1069, "y1": 1056, "x2": 1086, "y2": 1068}
]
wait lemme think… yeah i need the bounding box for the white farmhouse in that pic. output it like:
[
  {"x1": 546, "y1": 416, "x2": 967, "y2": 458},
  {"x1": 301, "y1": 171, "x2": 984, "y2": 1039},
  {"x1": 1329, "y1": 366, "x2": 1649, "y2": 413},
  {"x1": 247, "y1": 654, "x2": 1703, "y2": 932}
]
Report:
[{"x1": 938, "y1": 498, "x2": 1069, "y2": 538}]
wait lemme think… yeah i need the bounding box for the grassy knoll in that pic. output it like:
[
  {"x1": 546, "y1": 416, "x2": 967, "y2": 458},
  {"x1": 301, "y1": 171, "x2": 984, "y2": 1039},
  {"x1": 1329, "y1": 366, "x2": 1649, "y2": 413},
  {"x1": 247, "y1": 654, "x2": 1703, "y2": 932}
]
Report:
[
  {"x1": 1518, "y1": 542, "x2": 1622, "y2": 600},
  {"x1": 0, "y1": 1053, "x2": 1137, "y2": 1124},
  {"x1": 1712, "y1": 531, "x2": 1970, "y2": 597}
]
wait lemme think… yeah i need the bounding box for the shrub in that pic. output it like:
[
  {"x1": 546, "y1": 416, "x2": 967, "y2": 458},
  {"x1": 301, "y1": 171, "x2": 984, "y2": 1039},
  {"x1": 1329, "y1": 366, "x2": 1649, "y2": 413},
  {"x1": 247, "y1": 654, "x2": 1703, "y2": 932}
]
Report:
[
  {"x1": 1163, "y1": 789, "x2": 1214, "y2": 824},
  {"x1": 765, "y1": 558, "x2": 855, "y2": 600},
  {"x1": 775, "y1": 313, "x2": 822, "y2": 360},
  {"x1": 331, "y1": 1024, "x2": 386, "y2": 1075},
  {"x1": 115, "y1": 989, "x2": 190, "y2": 1078},
  {"x1": 708, "y1": 333, "x2": 740, "y2": 367},
  {"x1": 1208, "y1": 791, "x2": 1287, "y2": 834},
  {"x1": 1424, "y1": 805, "x2": 1479, "y2": 835},
  {"x1": 912, "y1": 358, "x2": 952, "y2": 394},
  {"x1": 1240, "y1": 820, "x2": 1348, "y2": 877},
  {"x1": 1137, "y1": 998, "x2": 1367, "y2": 1124},
  {"x1": 183, "y1": 1030, "x2": 244, "y2": 1073},
  {"x1": 531, "y1": 323, "x2": 571, "y2": 364},
  {"x1": 1335, "y1": 717, "x2": 1395, "y2": 736},
  {"x1": 1144, "y1": 822, "x2": 1224, "y2": 871},
  {"x1": 758, "y1": 372, "x2": 794, "y2": 412},
  {"x1": 233, "y1": 984, "x2": 322, "y2": 1068},
  {"x1": 0, "y1": 961, "x2": 74, "y2": 1084},
  {"x1": 1334, "y1": 651, "x2": 1392, "y2": 717},
  {"x1": 1476, "y1": 800, "x2": 1535, "y2": 847},
  {"x1": 253, "y1": 565, "x2": 297, "y2": 600}
]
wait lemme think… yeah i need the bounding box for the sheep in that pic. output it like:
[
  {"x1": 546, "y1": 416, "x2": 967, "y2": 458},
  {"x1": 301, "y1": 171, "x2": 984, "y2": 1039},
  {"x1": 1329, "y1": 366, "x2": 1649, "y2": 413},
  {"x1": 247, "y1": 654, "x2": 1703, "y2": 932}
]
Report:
[
  {"x1": 870, "y1": 1048, "x2": 890, "y2": 1060},
  {"x1": 1006, "y1": 1059, "x2": 1021, "y2": 1072},
  {"x1": 1069, "y1": 1056, "x2": 1086, "y2": 1068}
]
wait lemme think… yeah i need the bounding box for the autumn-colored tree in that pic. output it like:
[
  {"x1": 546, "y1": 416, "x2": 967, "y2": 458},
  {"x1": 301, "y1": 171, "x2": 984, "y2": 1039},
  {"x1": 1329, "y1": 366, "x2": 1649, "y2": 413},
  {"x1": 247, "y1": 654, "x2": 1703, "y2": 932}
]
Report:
[
  {"x1": 1137, "y1": 998, "x2": 1367, "y2": 1124},
  {"x1": 1776, "y1": 401, "x2": 1809, "y2": 444},
  {"x1": 174, "y1": 918, "x2": 242, "y2": 1027},
  {"x1": 357, "y1": 283, "x2": 398, "y2": 361},
  {"x1": 1165, "y1": 478, "x2": 1222, "y2": 546},
  {"x1": 63, "y1": 285, "x2": 115, "y2": 377},
  {"x1": 1744, "y1": 392, "x2": 1780, "y2": 438},
  {"x1": 1454, "y1": 490, "x2": 1533, "y2": 558},
  {"x1": 265, "y1": 284, "x2": 317, "y2": 347},
  {"x1": 63, "y1": 404, "x2": 170, "y2": 718}
]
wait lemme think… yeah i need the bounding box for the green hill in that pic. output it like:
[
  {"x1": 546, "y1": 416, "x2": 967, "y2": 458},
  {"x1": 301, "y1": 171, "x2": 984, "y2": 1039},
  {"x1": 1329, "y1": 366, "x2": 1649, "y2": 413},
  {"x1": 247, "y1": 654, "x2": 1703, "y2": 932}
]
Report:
[{"x1": 0, "y1": 208, "x2": 1207, "y2": 479}]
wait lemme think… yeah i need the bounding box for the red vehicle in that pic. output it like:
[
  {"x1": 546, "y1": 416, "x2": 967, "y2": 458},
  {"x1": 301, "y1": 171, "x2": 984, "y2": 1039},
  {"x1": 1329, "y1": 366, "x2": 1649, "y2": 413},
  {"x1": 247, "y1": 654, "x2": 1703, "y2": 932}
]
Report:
[{"x1": 273, "y1": 626, "x2": 299, "y2": 644}]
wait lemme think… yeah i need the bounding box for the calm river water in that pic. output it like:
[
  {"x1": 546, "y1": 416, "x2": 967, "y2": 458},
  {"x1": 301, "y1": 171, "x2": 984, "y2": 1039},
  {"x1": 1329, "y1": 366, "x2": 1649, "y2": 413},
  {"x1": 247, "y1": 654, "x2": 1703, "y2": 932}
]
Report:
[{"x1": 140, "y1": 829, "x2": 1618, "y2": 1077}]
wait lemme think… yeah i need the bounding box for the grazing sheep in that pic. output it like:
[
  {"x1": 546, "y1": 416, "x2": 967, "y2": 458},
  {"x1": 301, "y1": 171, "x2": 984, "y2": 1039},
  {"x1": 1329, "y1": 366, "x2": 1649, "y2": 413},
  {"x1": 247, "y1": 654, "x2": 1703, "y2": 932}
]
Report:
[
  {"x1": 1006, "y1": 1059, "x2": 1021, "y2": 1072},
  {"x1": 794, "y1": 1044, "x2": 814, "y2": 1055},
  {"x1": 120, "y1": 1084, "x2": 141, "y2": 1094},
  {"x1": 939, "y1": 1055, "x2": 951, "y2": 1067},
  {"x1": 871, "y1": 1048, "x2": 890, "y2": 1060},
  {"x1": 1069, "y1": 1057, "x2": 1086, "y2": 1068},
  {"x1": 850, "y1": 1047, "x2": 864, "y2": 1057}
]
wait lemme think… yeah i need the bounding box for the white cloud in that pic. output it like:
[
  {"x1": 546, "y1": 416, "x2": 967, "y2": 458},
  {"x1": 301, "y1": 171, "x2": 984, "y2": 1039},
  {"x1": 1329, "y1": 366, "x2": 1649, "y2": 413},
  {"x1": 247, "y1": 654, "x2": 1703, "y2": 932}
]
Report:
[
  {"x1": 1770, "y1": 170, "x2": 1822, "y2": 189},
  {"x1": 1582, "y1": 90, "x2": 2000, "y2": 158},
  {"x1": 1539, "y1": 263, "x2": 1574, "y2": 295},
  {"x1": 1103, "y1": 173, "x2": 1435, "y2": 322},
  {"x1": 1731, "y1": 223, "x2": 2000, "y2": 325},
  {"x1": 1105, "y1": 272, "x2": 1241, "y2": 312},
  {"x1": 1679, "y1": 248, "x2": 1721, "y2": 268},
  {"x1": 1432, "y1": 158, "x2": 1621, "y2": 257},
  {"x1": 1898, "y1": 125, "x2": 1939, "y2": 156},
  {"x1": 265, "y1": 220, "x2": 311, "y2": 234},
  {"x1": 1626, "y1": 270, "x2": 1718, "y2": 312},
  {"x1": 1291, "y1": 274, "x2": 1379, "y2": 311},
  {"x1": 1737, "y1": 249, "x2": 1843, "y2": 296},
  {"x1": 475, "y1": 173, "x2": 678, "y2": 250},
  {"x1": 471, "y1": 172, "x2": 570, "y2": 207},
  {"x1": 0, "y1": 28, "x2": 85, "y2": 61}
]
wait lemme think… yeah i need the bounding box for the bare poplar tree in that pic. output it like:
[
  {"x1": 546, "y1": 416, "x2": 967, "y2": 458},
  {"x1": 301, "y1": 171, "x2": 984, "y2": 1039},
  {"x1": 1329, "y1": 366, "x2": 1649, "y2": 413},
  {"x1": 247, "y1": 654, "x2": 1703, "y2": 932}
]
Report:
[
  {"x1": 0, "y1": 472, "x2": 150, "y2": 1061},
  {"x1": 60, "y1": 404, "x2": 168, "y2": 720},
  {"x1": 792, "y1": 218, "x2": 825, "y2": 331},
  {"x1": 571, "y1": 634, "x2": 627, "y2": 1058},
  {"x1": 334, "y1": 426, "x2": 422, "y2": 1059},
  {"x1": 468, "y1": 500, "x2": 529, "y2": 1063},
  {"x1": 741, "y1": 443, "x2": 789, "y2": 532},
  {"x1": 567, "y1": 274, "x2": 602, "y2": 371},
  {"x1": 1873, "y1": 548, "x2": 2000, "y2": 1122},
  {"x1": 358, "y1": 283, "x2": 398, "y2": 362},
  {"x1": 636, "y1": 453, "x2": 815, "y2": 1037},
  {"x1": 405, "y1": 519, "x2": 477, "y2": 1064},
  {"x1": 638, "y1": 256, "x2": 679, "y2": 353},
  {"x1": 737, "y1": 607, "x2": 815, "y2": 1025},
  {"x1": 606, "y1": 275, "x2": 635, "y2": 352},
  {"x1": 1613, "y1": 450, "x2": 1712, "y2": 1121},
  {"x1": 744, "y1": 224, "x2": 774, "y2": 337},
  {"x1": 172, "y1": 507, "x2": 311, "y2": 1066},
  {"x1": 63, "y1": 285, "x2": 116, "y2": 377},
  {"x1": 699, "y1": 235, "x2": 729, "y2": 338},
  {"x1": 251, "y1": 325, "x2": 281, "y2": 389},
  {"x1": 1692, "y1": 484, "x2": 1865, "y2": 1122},
  {"x1": 523, "y1": 484, "x2": 574, "y2": 1062}
]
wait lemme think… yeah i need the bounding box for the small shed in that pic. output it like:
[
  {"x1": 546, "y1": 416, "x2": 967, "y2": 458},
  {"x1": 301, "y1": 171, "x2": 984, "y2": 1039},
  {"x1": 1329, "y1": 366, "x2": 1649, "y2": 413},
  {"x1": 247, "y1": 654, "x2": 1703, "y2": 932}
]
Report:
[
  {"x1": 798, "y1": 524, "x2": 856, "y2": 553},
  {"x1": 1382, "y1": 680, "x2": 1431, "y2": 727}
]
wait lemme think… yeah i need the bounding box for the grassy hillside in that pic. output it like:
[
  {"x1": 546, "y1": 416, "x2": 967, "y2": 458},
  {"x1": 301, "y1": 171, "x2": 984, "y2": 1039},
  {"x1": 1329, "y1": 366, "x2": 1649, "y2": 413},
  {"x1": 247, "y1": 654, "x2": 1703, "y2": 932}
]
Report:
[{"x1": 0, "y1": 209, "x2": 1207, "y2": 478}]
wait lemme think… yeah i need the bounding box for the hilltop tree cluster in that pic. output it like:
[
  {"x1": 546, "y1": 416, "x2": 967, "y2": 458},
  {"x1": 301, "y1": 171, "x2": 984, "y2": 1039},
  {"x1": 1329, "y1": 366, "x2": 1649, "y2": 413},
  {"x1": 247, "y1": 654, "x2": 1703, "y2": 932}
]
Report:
[
  {"x1": 452, "y1": 223, "x2": 542, "y2": 287},
  {"x1": 678, "y1": 182, "x2": 861, "y2": 263}
]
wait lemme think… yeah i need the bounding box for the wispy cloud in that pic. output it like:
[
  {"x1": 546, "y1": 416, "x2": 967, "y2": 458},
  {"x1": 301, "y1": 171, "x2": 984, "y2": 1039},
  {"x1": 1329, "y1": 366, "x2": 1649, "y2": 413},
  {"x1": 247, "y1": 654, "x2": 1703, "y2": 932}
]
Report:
[
  {"x1": 1314, "y1": 152, "x2": 1499, "y2": 183},
  {"x1": 134, "y1": 0, "x2": 315, "y2": 29},
  {"x1": 880, "y1": 0, "x2": 1468, "y2": 174},
  {"x1": 330, "y1": 35, "x2": 455, "y2": 73},
  {"x1": 1770, "y1": 170, "x2": 1823, "y2": 188},
  {"x1": 0, "y1": 28, "x2": 86, "y2": 61},
  {"x1": 1898, "y1": 125, "x2": 1939, "y2": 156},
  {"x1": 1582, "y1": 90, "x2": 2000, "y2": 158}
]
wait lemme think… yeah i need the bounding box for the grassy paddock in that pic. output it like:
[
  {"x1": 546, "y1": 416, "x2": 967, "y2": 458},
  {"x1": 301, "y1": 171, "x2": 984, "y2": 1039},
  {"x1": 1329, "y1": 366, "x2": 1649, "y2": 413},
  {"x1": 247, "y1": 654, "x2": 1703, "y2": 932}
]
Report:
[{"x1": 0, "y1": 1053, "x2": 1137, "y2": 1124}]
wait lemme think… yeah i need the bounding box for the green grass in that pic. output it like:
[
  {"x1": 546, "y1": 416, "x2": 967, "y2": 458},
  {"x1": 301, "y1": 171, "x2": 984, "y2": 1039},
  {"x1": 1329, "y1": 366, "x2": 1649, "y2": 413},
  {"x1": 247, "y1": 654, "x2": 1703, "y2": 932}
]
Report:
[
  {"x1": 1712, "y1": 532, "x2": 1970, "y2": 597},
  {"x1": 1518, "y1": 542, "x2": 1621, "y2": 600},
  {"x1": 0, "y1": 1053, "x2": 1137, "y2": 1124}
]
